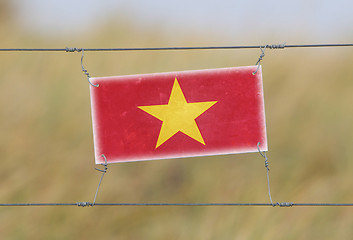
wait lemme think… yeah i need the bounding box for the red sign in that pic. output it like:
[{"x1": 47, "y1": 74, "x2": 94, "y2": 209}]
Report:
[{"x1": 90, "y1": 66, "x2": 267, "y2": 164}]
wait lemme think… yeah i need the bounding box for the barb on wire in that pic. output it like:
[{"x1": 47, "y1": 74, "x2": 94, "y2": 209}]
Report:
[
  {"x1": 257, "y1": 142, "x2": 274, "y2": 206},
  {"x1": 80, "y1": 49, "x2": 99, "y2": 87}
]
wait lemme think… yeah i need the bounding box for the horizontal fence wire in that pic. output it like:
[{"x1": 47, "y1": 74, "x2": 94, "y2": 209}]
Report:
[
  {"x1": 0, "y1": 43, "x2": 353, "y2": 52},
  {"x1": 1, "y1": 202, "x2": 353, "y2": 207}
]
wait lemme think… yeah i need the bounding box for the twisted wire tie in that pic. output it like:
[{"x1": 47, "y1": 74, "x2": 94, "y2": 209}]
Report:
[
  {"x1": 65, "y1": 47, "x2": 99, "y2": 87},
  {"x1": 65, "y1": 47, "x2": 82, "y2": 52},
  {"x1": 76, "y1": 202, "x2": 93, "y2": 207},
  {"x1": 252, "y1": 43, "x2": 285, "y2": 75},
  {"x1": 276, "y1": 202, "x2": 294, "y2": 207},
  {"x1": 266, "y1": 44, "x2": 286, "y2": 49},
  {"x1": 92, "y1": 154, "x2": 108, "y2": 206}
]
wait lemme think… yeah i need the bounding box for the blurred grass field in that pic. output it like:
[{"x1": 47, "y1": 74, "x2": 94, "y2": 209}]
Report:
[{"x1": 1, "y1": 6, "x2": 353, "y2": 240}]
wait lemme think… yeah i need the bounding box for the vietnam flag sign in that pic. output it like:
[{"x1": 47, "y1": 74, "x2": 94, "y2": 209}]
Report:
[{"x1": 90, "y1": 66, "x2": 267, "y2": 164}]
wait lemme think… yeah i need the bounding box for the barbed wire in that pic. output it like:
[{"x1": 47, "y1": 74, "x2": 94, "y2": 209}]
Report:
[{"x1": 0, "y1": 43, "x2": 352, "y2": 52}]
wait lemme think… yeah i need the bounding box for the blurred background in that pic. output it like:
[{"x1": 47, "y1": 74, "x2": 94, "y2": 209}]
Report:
[{"x1": 1, "y1": 0, "x2": 353, "y2": 239}]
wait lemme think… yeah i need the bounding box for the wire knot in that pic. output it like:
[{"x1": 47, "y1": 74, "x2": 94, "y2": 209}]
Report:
[
  {"x1": 266, "y1": 44, "x2": 286, "y2": 49},
  {"x1": 264, "y1": 159, "x2": 269, "y2": 169},
  {"x1": 95, "y1": 154, "x2": 108, "y2": 173},
  {"x1": 274, "y1": 202, "x2": 294, "y2": 207},
  {"x1": 252, "y1": 43, "x2": 286, "y2": 75},
  {"x1": 76, "y1": 202, "x2": 93, "y2": 207},
  {"x1": 65, "y1": 47, "x2": 82, "y2": 52},
  {"x1": 252, "y1": 46, "x2": 267, "y2": 75},
  {"x1": 257, "y1": 142, "x2": 270, "y2": 170},
  {"x1": 256, "y1": 47, "x2": 266, "y2": 65}
]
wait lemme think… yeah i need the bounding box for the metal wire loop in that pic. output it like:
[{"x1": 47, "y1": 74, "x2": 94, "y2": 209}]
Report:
[
  {"x1": 92, "y1": 154, "x2": 108, "y2": 206},
  {"x1": 252, "y1": 46, "x2": 267, "y2": 75},
  {"x1": 80, "y1": 49, "x2": 99, "y2": 87},
  {"x1": 94, "y1": 154, "x2": 108, "y2": 173},
  {"x1": 257, "y1": 142, "x2": 274, "y2": 205},
  {"x1": 257, "y1": 142, "x2": 269, "y2": 169}
]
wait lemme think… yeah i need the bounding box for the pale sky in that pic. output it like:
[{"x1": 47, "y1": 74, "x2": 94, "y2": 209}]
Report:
[{"x1": 12, "y1": 0, "x2": 353, "y2": 42}]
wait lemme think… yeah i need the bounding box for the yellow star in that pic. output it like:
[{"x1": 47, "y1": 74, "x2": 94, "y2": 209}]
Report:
[{"x1": 138, "y1": 78, "x2": 217, "y2": 148}]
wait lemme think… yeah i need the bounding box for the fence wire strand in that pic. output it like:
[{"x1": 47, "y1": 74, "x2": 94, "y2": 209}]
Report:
[
  {"x1": 0, "y1": 43, "x2": 353, "y2": 52},
  {"x1": 0, "y1": 202, "x2": 353, "y2": 207}
]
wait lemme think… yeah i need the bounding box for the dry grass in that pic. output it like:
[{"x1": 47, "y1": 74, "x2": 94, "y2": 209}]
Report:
[{"x1": 1, "y1": 17, "x2": 353, "y2": 240}]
